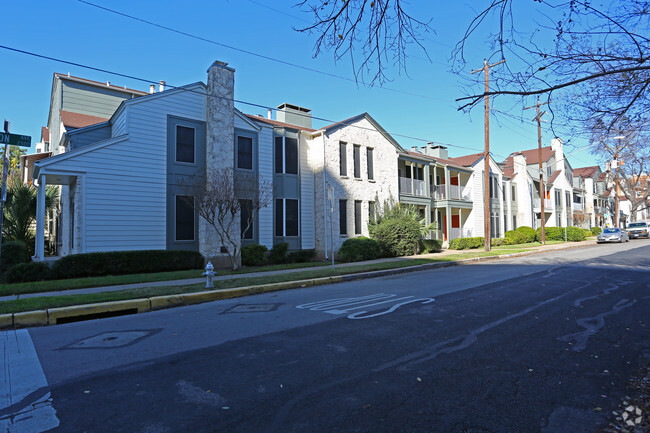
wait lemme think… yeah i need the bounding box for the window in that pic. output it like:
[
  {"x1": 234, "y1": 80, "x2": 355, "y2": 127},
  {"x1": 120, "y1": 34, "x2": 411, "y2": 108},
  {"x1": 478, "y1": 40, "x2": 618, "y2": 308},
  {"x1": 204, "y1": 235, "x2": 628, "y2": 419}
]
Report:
[
  {"x1": 511, "y1": 184, "x2": 517, "y2": 202},
  {"x1": 367, "y1": 148, "x2": 374, "y2": 180},
  {"x1": 490, "y1": 211, "x2": 500, "y2": 238},
  {"x1": 512, "y1": 215, "x2": 517, "y2": 230},
  {"x1": 369, "y1": 201, "x2": 376, "y2": 223},
  {"x1": 547, "y1": 166, "x2": 552, "y2": 177},
  {"x1": 353, "y1": 145, "x2": 361, "y2": 178},
  {"x1": 339, "y1": 199, "x2": 347, "y2": 235},
  {"x1": 175, "y1": 125, "x2": 195, "y2": 163},
  {"x1": 175, "y1": 196, "x2": 194, "y2": 241},
  {"x1": 339, "y1": 142, "x2": 347, "y2": 176},
  {"x1": 565, "y1": 192, "x2": 571, "y2": 207},
  {"x1": 555, "y1": 189, "x2": 561, "y2": 206},
  {"x1": 237, "y1": 135, "x2": 253, "y2": 170},
  {"x1": 354, "y1": 200, "x2": 362, "y2": 234},
  {"x1": 489, "y1": 176, "x2": 498, "y2": 198},
  {"x1": 275, "y1": 199, "x2": 299, "y2": 236},
  {"x1": 274, "y1": 137, "x2": 298, "y2": 174},
  {"x1": 240, "y1": 199, "x2": 253, "y2": 239}
]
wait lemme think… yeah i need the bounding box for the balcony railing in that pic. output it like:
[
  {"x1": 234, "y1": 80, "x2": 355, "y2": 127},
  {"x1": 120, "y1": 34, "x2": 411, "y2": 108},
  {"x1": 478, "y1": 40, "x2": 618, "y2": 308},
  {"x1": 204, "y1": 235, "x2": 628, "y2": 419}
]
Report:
[
  {"x1": 533, "y1": 198, "x2": 552, "y2": 209},
  {"x1": 572, "y1": 202, "x2": 584, "y2": 212},
  {"x1": 431, "y1": 185, "x2": 445, "y2": 200},
  {"x1": 449, "y1": 228, "x2": 473, "y2": 240},
  {"x1": 399, "y1": 177, "x2": 426, "y2": 197},
  {"x1": 449, "y1": 185, "x2": 472, "y2": 201}
]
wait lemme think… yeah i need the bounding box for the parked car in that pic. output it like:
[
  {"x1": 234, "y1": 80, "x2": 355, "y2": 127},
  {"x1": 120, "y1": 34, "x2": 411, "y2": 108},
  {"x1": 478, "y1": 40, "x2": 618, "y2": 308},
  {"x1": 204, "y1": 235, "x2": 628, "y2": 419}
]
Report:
[
  {"x1": 625, "y1": 221, "x2": 650, "y2": 239},
  {"x1": 596, "y1": 227, "x2": 630, "y2": 243}
]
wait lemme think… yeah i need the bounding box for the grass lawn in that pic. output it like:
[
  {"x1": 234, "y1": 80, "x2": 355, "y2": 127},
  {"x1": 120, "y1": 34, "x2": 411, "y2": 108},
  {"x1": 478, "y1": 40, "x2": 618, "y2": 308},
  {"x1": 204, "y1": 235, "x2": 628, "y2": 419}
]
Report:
[{"x1": 0, "y1": 248, "x2": 537, "y2": 314}]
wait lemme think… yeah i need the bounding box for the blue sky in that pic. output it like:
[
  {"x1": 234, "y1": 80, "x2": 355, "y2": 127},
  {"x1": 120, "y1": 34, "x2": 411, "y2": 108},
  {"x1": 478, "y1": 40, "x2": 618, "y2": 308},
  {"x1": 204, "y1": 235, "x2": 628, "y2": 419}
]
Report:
[{"x1": 0, "y1": 0, "x2": 600, "y2": 168}]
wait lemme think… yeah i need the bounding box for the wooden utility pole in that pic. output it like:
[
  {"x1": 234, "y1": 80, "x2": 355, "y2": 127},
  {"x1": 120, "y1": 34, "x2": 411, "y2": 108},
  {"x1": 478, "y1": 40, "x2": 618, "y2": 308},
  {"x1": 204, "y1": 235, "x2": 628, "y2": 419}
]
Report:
[
  {"x1": 472, "y1": 59, "x2": 505, "y2": 251},
  {"x1": 524, "y1": 98, "x2": 550, "y2": 244},
  {"x1": 612, "y1": 136, "x2": 625, "y2": 228}
]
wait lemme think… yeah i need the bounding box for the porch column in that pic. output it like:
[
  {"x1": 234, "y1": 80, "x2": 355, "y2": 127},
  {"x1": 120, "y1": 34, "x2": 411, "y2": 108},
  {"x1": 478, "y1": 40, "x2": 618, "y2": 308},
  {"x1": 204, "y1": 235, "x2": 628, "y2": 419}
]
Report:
[
  {"x1": 446, "y1": 204, "x2": 452, "y2": 241},
  {"x1": 33, "y1": 174, "x2": 46, "y2": 261},
  {"x1": 444, "y1": 168, "x2": 451, "y2": 200}
]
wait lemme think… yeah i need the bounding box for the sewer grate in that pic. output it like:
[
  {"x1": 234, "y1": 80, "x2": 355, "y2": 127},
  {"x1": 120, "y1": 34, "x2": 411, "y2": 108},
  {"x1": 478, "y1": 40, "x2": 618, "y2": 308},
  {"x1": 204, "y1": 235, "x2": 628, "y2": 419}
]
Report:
[
  {"x1": 60, "y1": 329, "x2": 161, "y2": 350},
  {"x1": 222, "y1": 303, "x2": 282, "y2": 314}
]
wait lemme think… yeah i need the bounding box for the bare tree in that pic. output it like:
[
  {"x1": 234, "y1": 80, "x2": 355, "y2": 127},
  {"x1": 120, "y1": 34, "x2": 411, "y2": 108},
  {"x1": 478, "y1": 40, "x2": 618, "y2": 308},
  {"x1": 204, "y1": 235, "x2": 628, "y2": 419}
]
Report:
[
  {"x1": 295, "y1": 0, "x2": 432, "y2": 85},
  {"x1": 193, "y1": 168, "x2": 272, "y2": 270}
]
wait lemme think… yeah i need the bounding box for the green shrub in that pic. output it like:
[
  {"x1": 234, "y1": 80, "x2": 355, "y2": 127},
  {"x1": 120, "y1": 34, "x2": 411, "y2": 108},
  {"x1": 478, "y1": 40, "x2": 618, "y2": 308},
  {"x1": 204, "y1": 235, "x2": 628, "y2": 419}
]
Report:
[
  {"x1": 338, "y1": 237, "x2": 382, "y2": 262},
  {"x1": 418, "y1": 239, "x2": 443, "y2": 253},
  {"x1": 288, "y1": 249, "x2": 317, "y2": 263},
  {"x1": 241, "y1": 244, "x2": 268, "y2": 266},
  {"x1": 0, "y1": 240, "x2": 30, "y2": 272},
  {"x1": 515, "y1": 226, "x2": 537, "y2": 243},
  {"x1": 268, "y1": 243, "x2": 289, "y2": 264},
  {"x1": 591, "y1": 226, "x2": 602, "y2": 235},
  {"x1": 4, "y1": 261, "x2": 53, "y2": 283},
  {"x1": 536, "y1": 226, "x2": 565, "y2": 241},
  {"x1": 583, "y1": 228, "x2": 592, "y2": 237},
  {"x1": 449, "y1": 236, "x2": 485, "y2": 250},
  {"x1": 490, "y1": 237, "x2": 509, "y2": 247},
  {"x1": 505, "y1": 230, "x2": 529, "y2": 245},
  {"x1": 566, "y1": 226, "x2": 586, "y2": 242},
  {"x1": 51, "y1": 250, "x2": 204, "y2": 280},
  {"x1": 369, "y1": 217, "x2": 421, "y2": 257}
]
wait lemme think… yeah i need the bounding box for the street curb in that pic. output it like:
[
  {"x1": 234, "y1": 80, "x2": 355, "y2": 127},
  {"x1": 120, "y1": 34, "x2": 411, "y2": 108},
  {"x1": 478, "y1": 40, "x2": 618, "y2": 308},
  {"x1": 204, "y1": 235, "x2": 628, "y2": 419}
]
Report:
[{"x1": 0, "y1": 241, "x2": 595, "y2": 330}]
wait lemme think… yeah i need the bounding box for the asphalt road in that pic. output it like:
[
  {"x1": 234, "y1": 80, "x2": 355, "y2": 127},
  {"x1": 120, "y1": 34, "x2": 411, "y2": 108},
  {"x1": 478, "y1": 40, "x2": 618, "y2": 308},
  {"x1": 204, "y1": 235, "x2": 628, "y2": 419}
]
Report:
[{"x1": 3, "y1": 240, "x2": 650, "y2": 432}]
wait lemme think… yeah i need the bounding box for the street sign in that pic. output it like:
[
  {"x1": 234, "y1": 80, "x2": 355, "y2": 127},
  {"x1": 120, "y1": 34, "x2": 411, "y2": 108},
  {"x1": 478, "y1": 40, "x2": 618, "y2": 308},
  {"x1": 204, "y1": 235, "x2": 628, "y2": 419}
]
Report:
[{"x1": 0, "y1": 132, "x2": 31, "y2": 147}]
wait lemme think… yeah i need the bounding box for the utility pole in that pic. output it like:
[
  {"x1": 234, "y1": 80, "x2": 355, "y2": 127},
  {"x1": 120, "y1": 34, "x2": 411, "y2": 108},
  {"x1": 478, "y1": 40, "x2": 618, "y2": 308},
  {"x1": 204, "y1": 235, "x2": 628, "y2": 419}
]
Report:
[
  {"x1": 0, "y1": 120, "x2": 10, "y2": 258},
  {"x1": 524, "y1": 98, "x2": 550, "y2": 245},
  {"x1": 612, "y1": 135, "x2": 625, "y2": 228},
  {"x1": 472, "y1": 59, "x2": 505, "y2": 251}
]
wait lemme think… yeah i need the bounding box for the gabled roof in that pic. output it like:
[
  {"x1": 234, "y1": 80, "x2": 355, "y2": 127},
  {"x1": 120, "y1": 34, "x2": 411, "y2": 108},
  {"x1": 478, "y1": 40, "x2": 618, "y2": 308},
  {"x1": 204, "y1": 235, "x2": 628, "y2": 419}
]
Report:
[
  {"x1": 501, "y1": 156, "x2": 515, "y2": 178},
  {"x1": 41, "y1": 127, "x2": 49, "y2": 143},
  {"x1": 321, "y1": 112, "x2": 405, "y2": 152},
  {"x1": 548, "y1": 170, "x2": 561, "y2": 184},
  {"x1": 60, "y1": 110, "x2": 109, "y2": 129},
  {"x1": 401, "y1": 150, "x2": 471, "y2": 171},
  {"x1": 514, "y1": 146, "x2": 554, "y2": 164},
  {"x1": 449, "y1": 152, "x2": 483, "y2": 167},
  {"x1": 573, "y1": 166, "x2": 600, "y2": 179},
  {"x1": 54, "y1": 73, "x2": 148, "y2": 96},
  {"x1": 244, "y1": 114, "x2": 316, "y2": 132}
]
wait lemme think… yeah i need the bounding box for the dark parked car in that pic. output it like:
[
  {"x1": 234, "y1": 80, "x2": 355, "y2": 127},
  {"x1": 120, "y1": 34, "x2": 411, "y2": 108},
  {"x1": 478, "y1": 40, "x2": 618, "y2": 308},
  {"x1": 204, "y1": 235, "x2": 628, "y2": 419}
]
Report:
[
  {"x1": 625, "y1": 221, "x2": 650, "y2": 239},
  {"x1": 597, "y1": 227, "x2": 630, "y2": 243}
]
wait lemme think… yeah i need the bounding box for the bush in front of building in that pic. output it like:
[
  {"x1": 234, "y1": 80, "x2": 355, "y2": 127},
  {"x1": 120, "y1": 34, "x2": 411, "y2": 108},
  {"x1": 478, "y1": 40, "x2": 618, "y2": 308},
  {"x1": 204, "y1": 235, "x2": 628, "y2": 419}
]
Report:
[
  {"x1": 514, "y1": 226, "x2": 537, "y2": 243},
  {"x1": 268, "y1": 243, "x2": 289, "y2": 264},
  {"x1": 3, "y1": 261, "x2": 53, "y2": 283},
  {"x1": 241, "y1": 244, "x2": 268, "y2": 267},
  {"x1": 536, "y1": 226, "x2": 565, "y2": 241},
  {"x1": 338, "y1": 237, "x2": 382, "y2": 262},
  {"x1": 418, "y1": 239, "x2": 443, "y2": 253},
  {"x1": 287, "y1": 249, "x2": 317, "y2": 263},
  {"x1": 566, "y1": 226, "x2": 587, "y2": 242},
  {"x1": 370, "y1": 217, "x2": 421, "y2": 257},
  {"x1": 51, "y1": 250, "x2": 205, "y2": 280},
  {"x1": 0, "y1": 240, "x2": 31, "y2": 273},
  {"x1": 591, "y1": 226, "x2": 602, "y2": 235},
  {"x1": 449, "y1": 236, "x2": 485, "y2": 250},
  {"x1": 504, "y1": 230, "x2": 529, "y2": 245}
]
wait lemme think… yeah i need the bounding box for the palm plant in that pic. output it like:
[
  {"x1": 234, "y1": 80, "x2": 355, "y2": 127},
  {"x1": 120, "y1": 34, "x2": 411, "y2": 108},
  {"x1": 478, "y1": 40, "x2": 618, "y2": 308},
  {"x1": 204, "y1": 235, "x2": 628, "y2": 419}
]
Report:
[{"x1": 2, "y1": 176, "x2": 59, "y2": 246}]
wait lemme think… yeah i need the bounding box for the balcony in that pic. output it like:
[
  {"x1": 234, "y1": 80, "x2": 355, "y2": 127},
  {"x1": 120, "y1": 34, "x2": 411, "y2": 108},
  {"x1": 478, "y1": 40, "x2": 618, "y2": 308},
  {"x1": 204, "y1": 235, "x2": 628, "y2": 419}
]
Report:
[
  {"x1": 533, "y1": 198, "x2": 552, "y2": 210},
  {"x1": 431, "y1": 185, "x2": 446, "y2": 200},
  {"x1": 449, "y1": 185, "x2": 472, "y2": 201},
  {"x1": 399, "y1": 177, "x2": 426, "y2": 197},
  {"x1": 572, "y1": 202, "x2": 584, "y2": 212}
]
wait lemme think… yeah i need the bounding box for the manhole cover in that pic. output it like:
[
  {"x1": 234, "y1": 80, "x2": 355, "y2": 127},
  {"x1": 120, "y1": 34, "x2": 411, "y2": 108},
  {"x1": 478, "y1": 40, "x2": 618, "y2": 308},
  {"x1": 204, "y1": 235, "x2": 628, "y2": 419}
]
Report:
[
  {"x1": 222, "y1": 303, "x2": 282, "y2": 314},
  {"x1": 60, "y1": 329, "x2": 161, "y2": 350}
]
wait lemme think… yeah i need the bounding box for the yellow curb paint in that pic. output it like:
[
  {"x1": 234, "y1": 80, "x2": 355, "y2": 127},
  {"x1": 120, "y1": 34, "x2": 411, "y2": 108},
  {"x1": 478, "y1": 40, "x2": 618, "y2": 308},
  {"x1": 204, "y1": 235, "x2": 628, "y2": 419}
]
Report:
[
  {"x1": 47, "y1": 299, "x2": 151, "y2": 325},
  {"x1": 13, "y1": 311, "x2": 48, "y2": 328},
  {"x1": 0, "y1": 313, "x2": 14, "y2": 329},
  {"x1": 149, "y1": 295, "x2": 184, "y2": 310}
]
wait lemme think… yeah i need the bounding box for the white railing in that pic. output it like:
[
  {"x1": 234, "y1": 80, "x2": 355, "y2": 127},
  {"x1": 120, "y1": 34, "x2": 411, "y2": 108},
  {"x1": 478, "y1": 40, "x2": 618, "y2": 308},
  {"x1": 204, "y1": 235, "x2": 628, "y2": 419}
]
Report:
[
  {"x1": 572, "y1": 202, "x2": 584, "y2": 211},
  {"x1": 413, "y1": 179, "x2": 426, "y2": 197},
  {"x1": 449, "y1": 185, "x2": 472, "y2": 201},
  {"x1": 429, "y1": 229, "x2": 444, "y2": 240},
  {"x1": 533, "y1": 198, "x2": 552, "y2": 209},
  {"x1": 399, "y1": 177, "x2": 412, "y2": 195},
  {"x1": 431, "y1": 184, "x2": 446, "y2": 200},
  {"x1": 449, "y1": 228, "x2": 473, "y2": 240}
]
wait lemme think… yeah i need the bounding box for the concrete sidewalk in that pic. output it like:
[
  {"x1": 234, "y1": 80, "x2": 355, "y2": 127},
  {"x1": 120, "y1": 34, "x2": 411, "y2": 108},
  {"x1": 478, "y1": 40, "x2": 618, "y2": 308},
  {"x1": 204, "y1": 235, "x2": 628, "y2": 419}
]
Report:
[{"x1": 0, "y1": 239, "x2": 597, "y2": 302}]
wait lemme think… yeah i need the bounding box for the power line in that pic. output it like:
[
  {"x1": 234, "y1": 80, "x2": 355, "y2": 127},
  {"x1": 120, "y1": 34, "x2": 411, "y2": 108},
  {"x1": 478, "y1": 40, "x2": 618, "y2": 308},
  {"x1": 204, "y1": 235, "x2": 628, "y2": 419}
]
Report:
[
  {"x1": 0, "y1": 43, "x2": 487, "y2": 155},
  {"x1": 76, "y1": 0, "x2": 445, "y2": 102}
]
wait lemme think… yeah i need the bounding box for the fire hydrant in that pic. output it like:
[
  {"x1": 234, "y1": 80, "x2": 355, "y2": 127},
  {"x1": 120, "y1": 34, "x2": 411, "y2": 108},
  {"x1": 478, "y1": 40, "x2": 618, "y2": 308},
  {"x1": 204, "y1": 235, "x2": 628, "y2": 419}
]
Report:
[{"x1": 203, "y1": 261, "x2": 216, "y2": 288}]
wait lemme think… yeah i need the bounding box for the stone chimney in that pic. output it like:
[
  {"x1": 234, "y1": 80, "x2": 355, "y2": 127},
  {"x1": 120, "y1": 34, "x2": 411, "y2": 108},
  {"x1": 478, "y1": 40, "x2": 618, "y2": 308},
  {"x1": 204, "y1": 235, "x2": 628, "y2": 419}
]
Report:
[
  {"x1": 203, "y1": 60, "x2": 236, "y2": 263},
  {"x1": 277, "y1": 103, "x2": 311, "y2": 129},
  {"x1": 423, "y1": 143, "x2": 448, "y2": 159}
]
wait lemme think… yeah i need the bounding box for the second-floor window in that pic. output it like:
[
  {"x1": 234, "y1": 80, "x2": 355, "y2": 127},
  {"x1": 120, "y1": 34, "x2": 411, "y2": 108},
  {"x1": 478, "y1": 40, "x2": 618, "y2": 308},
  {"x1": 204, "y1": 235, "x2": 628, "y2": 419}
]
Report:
[
  {"x1": 237, "y1": 135, "x2": 253, "y2": 170},
  {"x1": 274, "y1": 137, "x2": 298, "y2": 174},
  {"x1": 353, "y1": 145, "x2": 361, "y2": 179},
  {"x1": 367, "y1": 148, "x2": 374, "y2": 180},
  {"x1": 511, "y1": 184, "x2": 517, "y2": 202},
  {"x1": 176, "y1": 125, "x2": 195, "y2": 164},
  {"x1": 339, "y1": 141, "x2": 347, "y2": 176},
  {"x1": 489, "y1": 176, "x2": 499, "y2": 199},
  {"x1": 555, "y1": 189, "x2": 561, "y2": 206}
]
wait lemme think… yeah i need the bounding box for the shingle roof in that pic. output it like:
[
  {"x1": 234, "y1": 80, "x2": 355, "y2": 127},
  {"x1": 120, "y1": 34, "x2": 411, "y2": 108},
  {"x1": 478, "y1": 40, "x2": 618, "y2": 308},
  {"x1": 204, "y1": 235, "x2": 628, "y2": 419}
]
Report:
[
  {"x1": 514, "y1": 146, "x2": 554, "y2": 164},
  {"x1": 55, "y1": 73, "x2": 148, "y2": 96},
  {"x1": 573, "y1": 166, "x2": 600, "y2": 178},
  {"x1": 245, "y1": 114, "x2": 316, "y2": 132},
  {"x1": 548, "y1": 170, "x2": 561, "y2": 184},
  {"x1": 501, "y1": 156, "x2": 515, "y2": 178},
  {"x1": 449, "y1": 152, "x2": 484, "y2": 167},
  {"x1": 60, "y1": 110, "x2": 109, "y2": 129},
  {"x1": 598, "y1": 172, "x2": 607, "y2": 181}
]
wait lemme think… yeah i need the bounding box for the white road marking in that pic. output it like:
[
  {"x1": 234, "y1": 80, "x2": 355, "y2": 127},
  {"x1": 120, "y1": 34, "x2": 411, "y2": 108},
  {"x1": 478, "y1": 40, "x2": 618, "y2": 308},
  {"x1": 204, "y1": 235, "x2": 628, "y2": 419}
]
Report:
[
  {"x1": 297, "y1": 293, "x2": 435, "y2": 319},
  {"x1": 1, "y1": 329, "x2": 59, "y2": 432}
]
